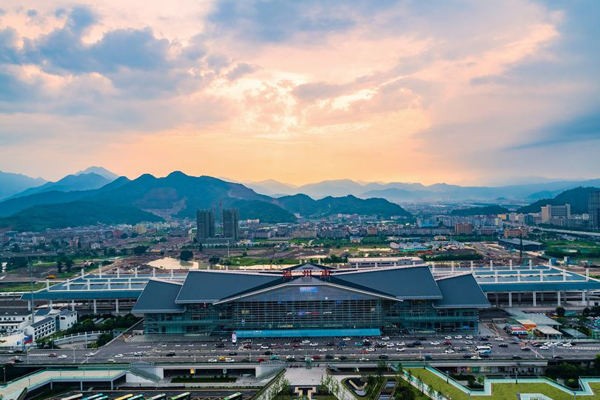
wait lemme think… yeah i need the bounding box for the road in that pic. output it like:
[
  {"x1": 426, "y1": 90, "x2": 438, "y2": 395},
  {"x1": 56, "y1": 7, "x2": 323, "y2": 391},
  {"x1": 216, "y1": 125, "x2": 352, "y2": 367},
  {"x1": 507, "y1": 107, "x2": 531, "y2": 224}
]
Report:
[{"x1": 4, "y1": 333, "x2": 600, "y2": 365}]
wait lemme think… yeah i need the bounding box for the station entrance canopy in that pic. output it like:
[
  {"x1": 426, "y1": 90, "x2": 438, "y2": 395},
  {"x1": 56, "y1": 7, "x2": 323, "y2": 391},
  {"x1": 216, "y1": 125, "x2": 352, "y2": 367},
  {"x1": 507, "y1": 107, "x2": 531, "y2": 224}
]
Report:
[{"x1": 234, "y1": 328, "x2": 381, "y2": 338}]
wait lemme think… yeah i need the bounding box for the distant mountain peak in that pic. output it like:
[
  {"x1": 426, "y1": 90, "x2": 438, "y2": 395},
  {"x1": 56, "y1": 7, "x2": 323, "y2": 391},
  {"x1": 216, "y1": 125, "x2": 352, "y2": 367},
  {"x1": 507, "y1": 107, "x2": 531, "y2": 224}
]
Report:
[{"x1": 76, "y1": 166, "x2": 119, "y2": 181}]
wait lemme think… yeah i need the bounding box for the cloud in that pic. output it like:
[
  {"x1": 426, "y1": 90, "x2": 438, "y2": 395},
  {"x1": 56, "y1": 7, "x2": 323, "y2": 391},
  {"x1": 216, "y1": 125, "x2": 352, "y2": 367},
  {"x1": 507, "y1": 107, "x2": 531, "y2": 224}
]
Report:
[
  {"x1": 512, "y1": 111, "x2": 600, "y2": 149},
  {"x1": 227, "y1": 63, "x2": 256, "y2": 81},
  {"x1": 0, "y1": 0, "x2": 598, "y2": 184}
]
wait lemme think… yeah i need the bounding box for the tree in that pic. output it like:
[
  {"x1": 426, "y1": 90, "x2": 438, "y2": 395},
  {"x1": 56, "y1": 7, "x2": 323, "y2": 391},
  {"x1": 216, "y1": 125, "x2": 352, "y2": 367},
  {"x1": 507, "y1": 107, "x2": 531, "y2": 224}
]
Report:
[
  {"x1": 179, "y1": 250, "x2": 193, "y2": 261},
  {"x1": 427, "y1": 384, "x2": 435, "y2": 399},
  {"x1": 132, "y1": 245, "x2": 148, "y2": 255},
  {"x1": 556, "y1": 306, "x2": 566, "y2": 317},
  {"x1": 65, "y1": 257, "x2": 74, "y2": 273},
  {"x1": 208, "y1": 256, "x2": 220, "y2": 264},
  {"x1": 56, "y1": 260, "x2": 63, "y2": 273},
  {"x1": 583, "y1": 307, "x2": 591, "y2": 316}
]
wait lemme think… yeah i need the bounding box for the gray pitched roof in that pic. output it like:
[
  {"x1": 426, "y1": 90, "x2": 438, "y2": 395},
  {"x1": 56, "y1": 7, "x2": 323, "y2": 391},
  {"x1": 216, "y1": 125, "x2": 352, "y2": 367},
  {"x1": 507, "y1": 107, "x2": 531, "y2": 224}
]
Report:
[
  {"x1": 331, "y1": 266, "x2": 443, "y2": 300},
  {"x1": 132, "y1": 280, "x2": 185, "y2": 314},
  {"x1": 175, "y1": 271, "x2": 282, "y2": 303},
  {"x1": 433, "y1": 274, "x2": 490, "y2": 308}
]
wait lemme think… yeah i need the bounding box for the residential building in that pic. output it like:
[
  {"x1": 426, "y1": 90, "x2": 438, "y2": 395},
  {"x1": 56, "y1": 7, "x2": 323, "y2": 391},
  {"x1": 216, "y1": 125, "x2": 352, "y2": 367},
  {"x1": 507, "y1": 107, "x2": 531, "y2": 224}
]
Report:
[
  {"x1": 454, "y1": 223, "x2": 473, "y2": 235},
  {"x1": 590, "y1": 191, "x2": 600, "y2": 229},
  {"x1": 222, "y1": 209, "x2": 239, "y2": 241},
  {"x1": 196, "y1": 209, "x2": 216, "y2": 241}
]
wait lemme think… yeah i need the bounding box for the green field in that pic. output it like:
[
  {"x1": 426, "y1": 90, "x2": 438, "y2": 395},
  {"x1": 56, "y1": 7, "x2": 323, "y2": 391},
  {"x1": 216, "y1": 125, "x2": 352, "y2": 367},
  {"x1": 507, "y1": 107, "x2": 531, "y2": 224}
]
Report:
[{"x1": 407, "y1": 368, "x2": 600, "y2": 400}]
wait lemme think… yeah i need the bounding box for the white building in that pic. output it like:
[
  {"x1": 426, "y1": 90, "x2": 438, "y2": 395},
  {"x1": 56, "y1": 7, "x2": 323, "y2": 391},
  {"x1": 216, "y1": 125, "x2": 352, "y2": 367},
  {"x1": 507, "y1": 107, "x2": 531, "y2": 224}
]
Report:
[
  {"x1": 0, "y1": 310, "x2": 32, "y2": 333},
  {"x1": 348, "y1": 256, "x2": 424, "y2": 268}
]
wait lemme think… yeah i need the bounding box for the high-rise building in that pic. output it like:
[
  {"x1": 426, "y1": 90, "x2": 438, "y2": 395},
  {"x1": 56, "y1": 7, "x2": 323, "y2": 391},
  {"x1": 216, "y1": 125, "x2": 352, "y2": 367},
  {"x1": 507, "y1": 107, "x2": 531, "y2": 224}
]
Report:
[
  {"x1": 222, "y1": 208, "x2": 239, "y2": 240},
  {"x1": 197, "y1": 209, "x2": 215, "y2": 240},
  {"x1": 540, "y1": 204, "x2": 571, "y2": 223},
  {"x1": 590, "y1": 191, "x2": 600, "y2": 230}
]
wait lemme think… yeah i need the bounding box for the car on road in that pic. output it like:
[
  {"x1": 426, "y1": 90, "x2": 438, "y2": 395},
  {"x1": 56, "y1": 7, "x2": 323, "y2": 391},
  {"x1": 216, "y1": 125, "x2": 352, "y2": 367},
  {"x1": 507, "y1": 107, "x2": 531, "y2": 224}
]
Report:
[
  {"x1": 58, "y1": 355, "x2": 67, "y2": 359},
  {"x1": 229, "y1": 352, "x2": 238, "y2": 356},
  {"x1": 115, "y1": 354, "x2": 123, "y2": 358},
  {"x1": 396, "y1": 347, "x2": 405, "y2": 352},
  {"x1": 166, "y1": 352, "x2": 176, "y2": 357},
  {"x1": 540, "y1": 346, "x2": 549, "y2": 350},
  {"x1": 465, "y1": 335, "x2": 474, "y2": 340},
  {"x1": 521, "y1": 347, "x2": 531, "y2": 351},
  {"x1": 444, "y1": 336, "x2": 452, "y2": 340},
  {"x1": 208, "y1": 358, "x2": 217, "y2": 362},
  {"x1": 379, "y1": 355, "x2": 389, "y2": 359},
  {"x1": 494, "y1": 337, "x2": 504, "y2": 341},
  {"x1": 48, "y1": 353, "x2": 57, "y2": 357},
  {"x1": 454, "y1": 335, "x2": 462, "y2": 339},
  {"x1": 444, "y1": 349, "x2": 454, "y2": 354},
  {"x1": 562, "y1": 343, "x2": 573, "y2": 347},
  {"x1": 430, "y1": 341, "x2": 440, "y2": 346}
]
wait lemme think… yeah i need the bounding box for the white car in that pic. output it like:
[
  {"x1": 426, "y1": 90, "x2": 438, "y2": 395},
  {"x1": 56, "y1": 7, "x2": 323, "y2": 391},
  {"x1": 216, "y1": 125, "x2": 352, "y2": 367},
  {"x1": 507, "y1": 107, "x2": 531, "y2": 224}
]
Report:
[
  {"x1": 359, "y1": 357, "x2": 368, "y2": 362},
  {"x1": 494, "y1": 337, "x2": 504, "y2": 341},
  {"x1": 444, "y1": 349, "x2": 454, "y2": 354},
  {"x1": 539, "y1": 346, "x2": 549, "y2": 350},
  {"x1": 397, "y1": 342, "x2": 406, "y2": 347},
  {"x1": 562, "y1": 343, "x2": 572, "y2": 348},
  {"x1": 465, "y1": 335, "x2": 474, "y2": 340},
  {"x1": 58, "y1": 355, "x2": 67, "y2": 359},
  {"x1": 208, "y1": 358, "x2": 217, "y2": 362},
  {"x1": 114, "y1": 354, "x2": 123, "y2": 358},
  {"x1": 343, "y1": 337, "x2": 351, "y2": 341},
  {"x1": 310, "y1": 342, "x2": 318, "y2": 346},
  {"x1": 454, "y1": 335, "x2": 462, "y2": 339},
  {"x1": 430, "y1": 341, "x2": 440, "y2": 346},
  {"x1": 396, "y1": 347, "x2": 405, "y2": 352},
  {"x1": 445, "y1": 336, "x2": 452, "y2": 340},
  {"x1": 85, "y1": 352, "x2": 95, "y2": 357},
  {"x1": 225, "y1": 358, "x2": 235, "y2": 362},
  {"x1": 381, "y1": 336, "x2": 390, "y2": 341},
  {"x1": 260, "y1": 345, "x2": 269, "y2": 349}
]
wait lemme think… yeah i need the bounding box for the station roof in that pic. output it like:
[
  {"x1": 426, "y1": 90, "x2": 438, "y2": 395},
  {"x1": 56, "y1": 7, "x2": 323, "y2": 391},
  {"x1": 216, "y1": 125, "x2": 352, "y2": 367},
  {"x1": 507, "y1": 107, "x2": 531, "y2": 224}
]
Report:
[
  {"x1": 331, "y1": 266, "x2": 443, "y2": 300},
  {"x1": 175, "y1": 270, "x2": 282, "y2": 303},
  {"x1": 433, "y1": 274, "x2": 490, "y2": 309},
  {"x1": 132, "y1": 280, "x2": 185, "y2": 314}
]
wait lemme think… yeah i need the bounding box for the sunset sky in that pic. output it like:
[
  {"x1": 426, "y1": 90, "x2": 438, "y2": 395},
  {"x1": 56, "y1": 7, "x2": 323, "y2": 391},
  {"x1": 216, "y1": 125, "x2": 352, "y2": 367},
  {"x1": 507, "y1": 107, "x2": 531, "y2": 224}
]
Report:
[{"x1": 0, "y1": 1, "x2": 599, "y2": 185}]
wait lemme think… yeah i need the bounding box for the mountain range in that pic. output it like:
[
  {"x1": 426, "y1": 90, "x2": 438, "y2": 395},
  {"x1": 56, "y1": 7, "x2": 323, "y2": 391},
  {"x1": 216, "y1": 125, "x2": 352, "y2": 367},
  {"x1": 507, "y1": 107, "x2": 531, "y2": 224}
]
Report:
[
  {"x1": 517, "y1": 187, "x2": 599, "y2": 215},
  {"x1": 0, "y1": 171, "x2": 411, "y2": 231},
  {"x1": 0, "y1": 171, "x2": 47, "y2": 200},
  {"x1": 246, "y1": 178, "x2": 600, "y2": 203}
]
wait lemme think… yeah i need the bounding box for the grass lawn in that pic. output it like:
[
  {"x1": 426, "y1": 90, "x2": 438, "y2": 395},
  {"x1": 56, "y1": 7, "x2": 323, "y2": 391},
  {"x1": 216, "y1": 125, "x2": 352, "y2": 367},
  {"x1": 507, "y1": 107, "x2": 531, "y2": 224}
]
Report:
[
  {"x1": 0, "y1": 282, "x2": 45, "y2": 292},
  {"x1": 407, "y1": 368, "x2": 600, "y2": 400}
]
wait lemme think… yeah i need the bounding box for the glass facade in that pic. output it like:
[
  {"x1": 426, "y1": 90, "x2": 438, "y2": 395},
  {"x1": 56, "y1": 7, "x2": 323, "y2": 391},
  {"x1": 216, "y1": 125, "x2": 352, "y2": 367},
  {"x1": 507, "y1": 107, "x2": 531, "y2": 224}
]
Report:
[{"x1": 143, "y1": 285, "x2": 479, "y2": 335}]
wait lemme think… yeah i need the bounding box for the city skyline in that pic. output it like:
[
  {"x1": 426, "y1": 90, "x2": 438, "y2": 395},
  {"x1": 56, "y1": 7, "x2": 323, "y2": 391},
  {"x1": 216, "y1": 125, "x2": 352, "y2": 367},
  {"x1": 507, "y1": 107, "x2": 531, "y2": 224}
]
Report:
[{"x1": 1, "y1": 1, "x2": 599, "y2": 185}]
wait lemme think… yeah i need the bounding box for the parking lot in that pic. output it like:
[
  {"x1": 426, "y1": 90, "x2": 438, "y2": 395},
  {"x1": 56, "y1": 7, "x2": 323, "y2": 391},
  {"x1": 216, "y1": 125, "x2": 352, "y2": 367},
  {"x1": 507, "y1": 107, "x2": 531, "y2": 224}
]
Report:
[{"x1": 5, "y1": 330, "x2": 600, "y2": 366}]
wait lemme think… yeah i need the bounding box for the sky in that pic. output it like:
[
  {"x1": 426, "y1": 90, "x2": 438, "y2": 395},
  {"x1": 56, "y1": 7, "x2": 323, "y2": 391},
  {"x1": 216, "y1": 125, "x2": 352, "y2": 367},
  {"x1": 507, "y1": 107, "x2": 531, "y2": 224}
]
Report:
[{"x1": 0, "y1": 0, "x2": 599, "y2": 185}]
